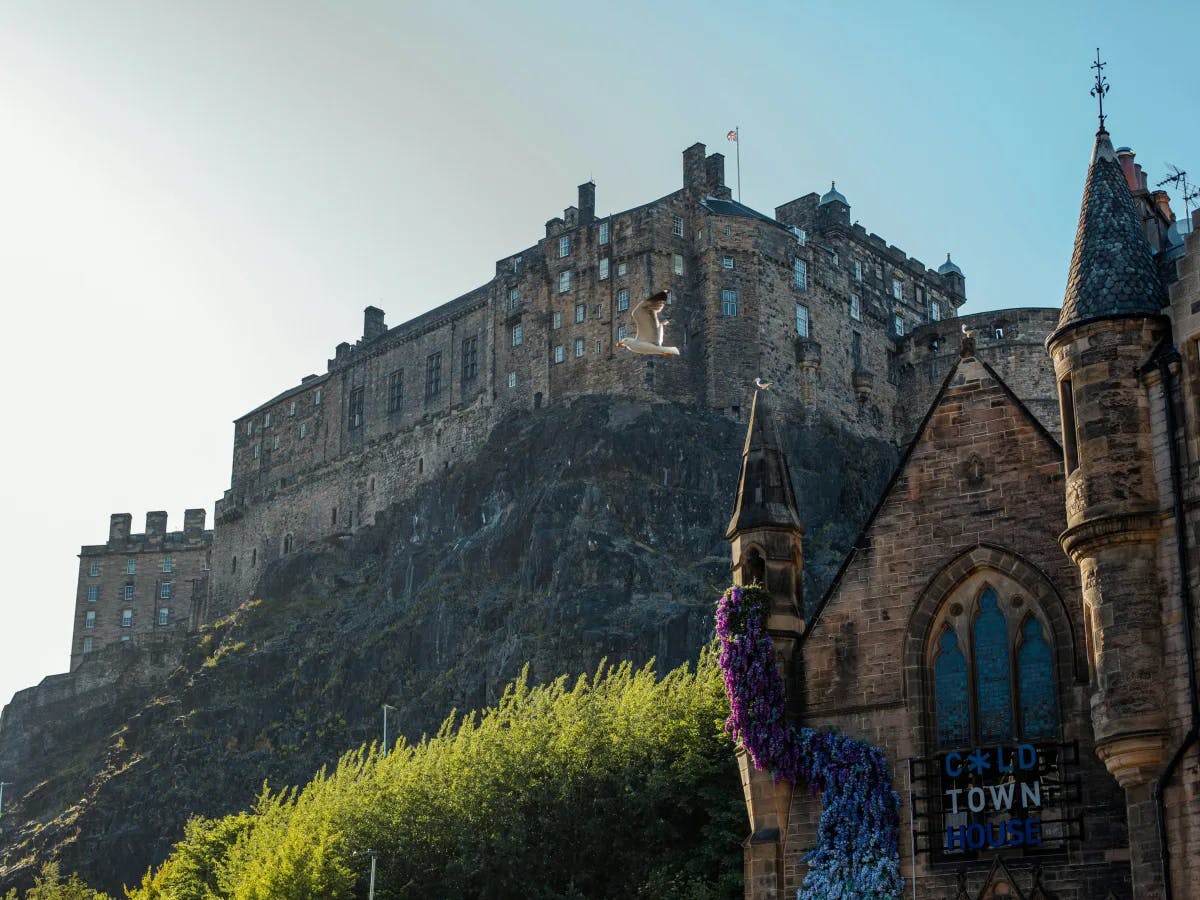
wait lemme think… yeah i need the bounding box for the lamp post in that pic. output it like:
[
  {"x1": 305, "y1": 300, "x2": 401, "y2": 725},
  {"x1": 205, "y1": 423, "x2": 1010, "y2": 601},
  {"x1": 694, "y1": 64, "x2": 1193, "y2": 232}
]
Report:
[
  {"x1": 382, "y1": 704, "x2": 396, "y2": 758},
  {"x1": 363, "y1": 848, "x2": 378, "y2": 900}
]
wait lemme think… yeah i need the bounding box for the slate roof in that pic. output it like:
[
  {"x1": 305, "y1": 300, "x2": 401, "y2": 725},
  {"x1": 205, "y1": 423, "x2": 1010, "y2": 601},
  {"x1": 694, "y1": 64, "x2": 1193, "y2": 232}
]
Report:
[
  {"x1": 699, "y1": 195, "x2": 779, "y2": 225},
  {"x1": 1053, "y1": 129, "x2": 1168, "y2": 340},
  {"x1": 725, "y1": 390, "x2": 804, "y2": 537}
]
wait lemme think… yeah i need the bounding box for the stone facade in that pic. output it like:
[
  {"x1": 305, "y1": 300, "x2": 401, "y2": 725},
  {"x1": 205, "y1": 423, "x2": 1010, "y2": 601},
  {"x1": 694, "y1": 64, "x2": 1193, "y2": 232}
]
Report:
[
  {"x1": 206, "y1": 140, "x2": 1059, "y2": 617},
  {"x1": 728, "y1": 127, "x2": 1200, "y2": 900},
  {"x1": 70, "y1": 511, "x2": 211, "y2": 670}
]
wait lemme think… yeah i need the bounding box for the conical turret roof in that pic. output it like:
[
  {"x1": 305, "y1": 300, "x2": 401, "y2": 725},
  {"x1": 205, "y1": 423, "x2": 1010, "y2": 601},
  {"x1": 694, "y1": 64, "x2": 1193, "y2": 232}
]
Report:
[
  {"x1": 1053, "y1": 128, "x2": 1167, "y2": 340},
  {"x1": 725, "y1": 390, "x2": 803, "y2": 538}
]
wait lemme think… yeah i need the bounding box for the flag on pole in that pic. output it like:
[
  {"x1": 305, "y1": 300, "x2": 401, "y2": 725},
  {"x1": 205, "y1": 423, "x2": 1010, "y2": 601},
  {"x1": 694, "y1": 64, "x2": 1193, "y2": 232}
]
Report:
[{"x1": 726, "y1": 129, "x2": 738, "y2": 141}]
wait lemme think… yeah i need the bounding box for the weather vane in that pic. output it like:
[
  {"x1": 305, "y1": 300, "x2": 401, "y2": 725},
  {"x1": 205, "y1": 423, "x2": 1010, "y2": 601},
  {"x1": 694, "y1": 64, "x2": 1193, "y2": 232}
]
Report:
[{"x1": 1090, "y1": 48, "x2": 1109, "y2": 131}]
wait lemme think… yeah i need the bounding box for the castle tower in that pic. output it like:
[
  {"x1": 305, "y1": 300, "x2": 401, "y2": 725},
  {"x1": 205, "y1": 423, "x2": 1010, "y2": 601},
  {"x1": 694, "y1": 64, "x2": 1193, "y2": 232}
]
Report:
[
  {"x1": 1046, "y1": 124, "x2": 1171, "y2": 897},
  {"x1": 725, "y1": 389, "x2": 804, "y2": 900}
]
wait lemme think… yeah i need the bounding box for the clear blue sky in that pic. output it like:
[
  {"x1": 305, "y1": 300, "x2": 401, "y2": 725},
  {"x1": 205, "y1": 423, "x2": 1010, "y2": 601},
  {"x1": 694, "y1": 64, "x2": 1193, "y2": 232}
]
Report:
[{"x1": 1, "y1": 0, "x2": 1197, "y2": 710}]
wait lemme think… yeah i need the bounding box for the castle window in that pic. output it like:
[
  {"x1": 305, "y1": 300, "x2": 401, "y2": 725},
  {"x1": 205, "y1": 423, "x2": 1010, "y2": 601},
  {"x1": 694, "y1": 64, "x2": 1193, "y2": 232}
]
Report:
[
  {"x1": 512, "y1": 324, "x2": 523, "y2": 348},
  {"x1": 158, "y1": 607, "x2": 170, "y2": 626},
  {"x1": 121, "y1": 609, "x2": 133, "y2": 628},
  {"x1": 723, "y1": 256, "x2": 734, "y2": 269},
  {"x1": 794, "y1": 259, "x2": 807, "y2": 291},
  {"x1": 553, "y1": 345, "x2": 565, "y2": 364},
  {"x1": 574, "y1": 337, "x2": 585, "y2": 358},
  {"x1": 575, "y1": 304, "x2": 585, "y2": 324},
  {"x1": 721, "y1": 289, "x2": 738, "y2": 317},
  {"x1": 264, "y1": 412, "x2": 272, "y2": 428},
  {"x1": 461, "y1": 338, "x2": 478, "y2": 382},
  {"x1": 272, "y1": 435, "x2": 280, "y2": 450},
  {"x1": 617, "y1": 324, "x2": 627, "y2": 341},
  {"x1": 559, "y1": 235, "x2": 570, "y2": 258},
  {"x1": 994, "y1": 327, "x2": 1004, "y2": 339},
  {"x1": 854, "y1": 260, "x2": 862, "y2": 282},
  {"x1": 508, "y1": 372, "x2": 517, "y2": 389},
  {"x1": 231, "y1": 555, "x2": 237, "y2": 573},
  {"x1": 558, "y1": 271, "x2": 571, "y2": 293},
  {"x1": 509, "y1": 288, "x2": 520, "y2": 310},
  {"x1": 162, "y1": 557, "x2": 173, "y2": 574},
  {"x1": 315, "y1": 388, "x2": 323, "y2": 406},
  {"x1": 599, "y1": 221, "x2": 610, "y2": 245},
  {"x1": 617, "y1": 261, "x2": 627, "y2": 276},
  {"x1": 672, "y1": 215, "x2": 684, "y2": 237},
  {"x1": 831, "y1": 251, "x2": 839, "y2": 266},
  {"x1": 246, "y1": 420, "x2": 254, "y2": 436},
  {"x1": 253, "y1": 443, "x2": 260, "y2": 459},
  {"x1": 930, "y1": 585, "x2": 1059, "y2": 750},
  {"x1": 82, "y1": 636, "x2": 93, "y2": 654},
  {"x1": 851, "y1": 332, "x2": 863, "y2": 370},
  {"x1": 850, "y1": 294, "x2": 861, "y2": 321},
  {"x1": 892, "y1": 278, "x2": 903, "y2": 301},
  {"x1": 617, "y1": 289, "x2": 630, "y2": 312},
  {"x1": 88, "y1": 561, "x2": 100, "y2": 577},
  {"x1": 930, "y1": 301, "x2": 941, "y2": 322},
  {"x1": 160, "y1": 582, "x2": 173, "y2": 600},
  {"x1": 348, "y1": 387, "x2": 364, "y2": 430},
  {"x1": 673, "y1": 254, "x2": 684, "y2": 276},
  {"x1": 123, "y1": 584, "x2": 134, "y2": 601},
  {"x1": 289, "y1": 401, "x2": 296, "y2": 416},
  {"x1": 388, "y1": 370, "x2": 404, "y2": 413},
  {"x1": 300, "y1": 423, "x2": 307, "y2": 439},
  {"x1": 126, "y1": 559, "x2": 136, "y2": 575},
  {"x1": 87, "y1": 585, "x2": 98, "y2": 602},
  {"x1": 84, "y1": 610, "x2": 96, "y2": 630},
  {"x1": 595, "y1": 340, "x2": 602, "y2": 354},
  {"x1": 598, "y1": 258, "x2": 610, "y2": 280},
  {"x1": 425, "y1": 352, "x2": 442, "y2": 400},
  {"x1": 795, "y1": 303, "x2": 810, "y2": 338},
  {"x1": 552, "y1": 311, "x2": 562, "y2": 330},
  {"x1": 283, "y1": 533, "x2": 293, "y2": 554},
  {"x1": 894, "y1": 315, "x2": 905, "y2": 337}
]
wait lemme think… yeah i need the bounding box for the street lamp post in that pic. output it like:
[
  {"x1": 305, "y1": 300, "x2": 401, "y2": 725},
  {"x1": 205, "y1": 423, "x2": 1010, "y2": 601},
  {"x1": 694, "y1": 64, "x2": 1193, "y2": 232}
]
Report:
[
  {"x1": 364, "y1": 849, "x2": 378, "y2": 900},
  {"x1": 382, "y1": 704, "x2": 396, "y2": 758}
]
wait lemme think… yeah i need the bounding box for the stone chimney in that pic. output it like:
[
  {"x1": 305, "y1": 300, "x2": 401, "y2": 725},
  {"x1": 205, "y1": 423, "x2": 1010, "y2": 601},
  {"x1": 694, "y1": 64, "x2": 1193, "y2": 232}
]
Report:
[
  {"x1": 184, "y1": 508, "x2": 206, "y2": 539},
  {"x1": 578, "y1": 182, "x2": 596, "y2": 224},
  {"x1": 704, "y1": 153, "x2": 726, "y2": 195},
  {"x1": 682, "y1": 142, "x2": 706, "y2": 189},
  {"x1": 1116, "y1": 147, "x2": 1139, "y2": 193},
  {"x1": 108, "y1": 513, "x2": 132, "y2": 546},
  {"x1": 363, "y1": 306, "x2": 386, "y2": 342},
  {"x1": 146, "y1": 511, "x2": 168, "y2": 545}
]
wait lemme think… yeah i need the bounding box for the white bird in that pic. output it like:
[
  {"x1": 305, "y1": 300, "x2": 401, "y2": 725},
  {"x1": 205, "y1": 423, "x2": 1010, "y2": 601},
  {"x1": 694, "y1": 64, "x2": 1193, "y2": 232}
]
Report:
[
  {"x1": 617, "y1": 291, "x2": 680, "y2": 356},
  {"x1": 754, "y1": 377, "x2": 773, "y2": 390},
  {"x1": 961, "y1": 322, "x2": 976, "y2": 338}
]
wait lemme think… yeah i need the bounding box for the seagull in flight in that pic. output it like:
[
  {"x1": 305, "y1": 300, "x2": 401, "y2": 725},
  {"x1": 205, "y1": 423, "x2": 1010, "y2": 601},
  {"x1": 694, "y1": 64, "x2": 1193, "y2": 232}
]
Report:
[
  {"x1": 617, "y1": 290, "x2": 680, "y2": 357},
  {"x1": 754, "y1": 377, "x2": 773, "y2": 391}
]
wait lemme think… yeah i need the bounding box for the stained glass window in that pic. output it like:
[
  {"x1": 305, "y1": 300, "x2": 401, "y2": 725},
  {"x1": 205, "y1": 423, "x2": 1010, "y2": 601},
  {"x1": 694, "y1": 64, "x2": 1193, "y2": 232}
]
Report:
[
  {"x1": 934, "y1": 627, "x2": 970, "y2": 748},
  {"x1": 974, "y1": 589, "x2": 1014, "y2": 743},
  {"x1": 1018, "y1": 618, "x2": 1059, "y2": 739}
]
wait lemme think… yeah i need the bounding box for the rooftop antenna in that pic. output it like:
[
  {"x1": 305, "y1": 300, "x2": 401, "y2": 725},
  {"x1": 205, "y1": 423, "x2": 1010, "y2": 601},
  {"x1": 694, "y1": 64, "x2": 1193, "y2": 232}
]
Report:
[
  {"x1": 1090, "y1": 48, "x2": 1109, "y2": 131},
  {"x1": 1158, "y1": 164, "x2": 1199, "y2": 223}
]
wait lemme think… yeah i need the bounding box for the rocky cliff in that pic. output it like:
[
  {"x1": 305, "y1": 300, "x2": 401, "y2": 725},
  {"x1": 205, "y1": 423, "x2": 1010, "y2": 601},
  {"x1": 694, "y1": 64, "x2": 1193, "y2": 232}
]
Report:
[{"x1": 0, "y1": 396, "x2": 897, "y2": 893}]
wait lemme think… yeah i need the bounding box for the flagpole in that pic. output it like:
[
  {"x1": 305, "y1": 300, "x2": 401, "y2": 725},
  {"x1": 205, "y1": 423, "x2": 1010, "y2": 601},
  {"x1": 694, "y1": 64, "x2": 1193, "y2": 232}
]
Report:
[{"x1": 735, "y1": 127, "x2": 741, "y2": 201}]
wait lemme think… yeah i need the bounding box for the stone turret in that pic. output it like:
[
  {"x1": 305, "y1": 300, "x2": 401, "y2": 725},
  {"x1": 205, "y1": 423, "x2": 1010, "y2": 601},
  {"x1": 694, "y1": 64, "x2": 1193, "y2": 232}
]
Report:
[
  {"x1": 726, "y1": 389, "x2": 804, "y2": 900},
  {"x1": 1047, "y1": 125, "x2": 1170, "y2": 898}
]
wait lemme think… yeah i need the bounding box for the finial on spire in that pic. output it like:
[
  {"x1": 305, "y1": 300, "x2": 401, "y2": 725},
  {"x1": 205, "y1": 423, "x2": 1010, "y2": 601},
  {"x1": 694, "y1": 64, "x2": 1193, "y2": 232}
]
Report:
[
  {"x1": 1091, "y1": 48, "x2": 1110, "y2": 131},
  {"x1": 830, "y1": 180, "x2": 836, "y2": 190}
]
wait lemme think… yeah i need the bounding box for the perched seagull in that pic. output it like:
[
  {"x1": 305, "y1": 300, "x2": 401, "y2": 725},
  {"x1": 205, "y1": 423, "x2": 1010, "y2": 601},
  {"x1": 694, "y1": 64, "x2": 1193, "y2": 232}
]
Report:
[
  {"x1": 754, "y1": 377, "x2": 773, "y2": 391},
  {"x1": 961, "y1": 322, "x2": 976, "y2": 338},
  {"x1": 617, "y1": 290, "x2": 680, "y2": 357}
]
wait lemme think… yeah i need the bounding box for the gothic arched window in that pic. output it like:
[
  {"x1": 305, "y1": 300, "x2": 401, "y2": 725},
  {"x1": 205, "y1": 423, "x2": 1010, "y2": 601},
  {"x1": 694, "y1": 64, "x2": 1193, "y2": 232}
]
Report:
[{"x1": 929, "y1": 583, "x2": 1060, "y2": 749}]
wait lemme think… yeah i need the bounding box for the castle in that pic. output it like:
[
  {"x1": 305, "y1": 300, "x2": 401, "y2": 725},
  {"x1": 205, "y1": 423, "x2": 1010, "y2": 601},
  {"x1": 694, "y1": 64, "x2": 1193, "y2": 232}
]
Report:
[
  {"x1": 60, "y1": 122, "x2": 1200, "y2": 899},
  {"x1": 69, "y1": 141, "x2": 1059, "y2": 665}
]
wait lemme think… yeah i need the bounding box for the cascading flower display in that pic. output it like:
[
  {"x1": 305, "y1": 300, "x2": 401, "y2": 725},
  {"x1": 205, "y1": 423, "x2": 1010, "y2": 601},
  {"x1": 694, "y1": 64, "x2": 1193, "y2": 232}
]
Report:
[{"x1": 716, "y1": 584, "x2": 903, "y2": 899}]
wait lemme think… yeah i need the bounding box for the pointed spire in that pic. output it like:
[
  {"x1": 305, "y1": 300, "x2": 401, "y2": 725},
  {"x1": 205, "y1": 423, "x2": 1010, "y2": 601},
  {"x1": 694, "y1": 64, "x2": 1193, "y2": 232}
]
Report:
[
  {"x1": 1051, "y1": 126, "x2": 1167, "y2": 341},
  {"x1": 726, "y1": 391, "x2": 803, "y2": 538}
]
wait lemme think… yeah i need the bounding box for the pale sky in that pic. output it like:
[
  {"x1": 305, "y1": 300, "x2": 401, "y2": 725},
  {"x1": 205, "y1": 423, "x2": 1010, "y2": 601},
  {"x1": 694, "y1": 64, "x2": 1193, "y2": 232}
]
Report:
[{"x1": 1, "y1": 0, "x2": 1197, "y2": 710}]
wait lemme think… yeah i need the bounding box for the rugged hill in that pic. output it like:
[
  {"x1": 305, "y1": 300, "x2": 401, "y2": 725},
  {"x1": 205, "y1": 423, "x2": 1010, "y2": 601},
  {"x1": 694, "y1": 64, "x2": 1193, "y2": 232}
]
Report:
[{"x1": 0, "y1": 396, "x2": 897, "y2": 893}]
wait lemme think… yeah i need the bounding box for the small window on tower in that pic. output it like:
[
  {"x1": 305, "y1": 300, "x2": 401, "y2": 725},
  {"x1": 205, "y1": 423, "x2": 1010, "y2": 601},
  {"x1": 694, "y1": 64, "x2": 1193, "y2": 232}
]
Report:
[
  {"x1": 88, "y1": 561, "x2": 100, "y2": 577},
  {"x1": 559, "y1": 235, "x2": 570, "y2": 258},
  {"x1": 558, "y1": 271, "x2": 571, "y2": 293},
  {"x1": 672, "y1": 215, "x2": 684, "y2": 237},
  {"x1": 158, "y1": 607, "x2": 170, "y2": 626},
  {"x1": 850, "y1": 294, "x2": 861, "y2": 321},
  {"x1": 598, "y1": 258, "x2": 610, "y2": 281},
  {"x1": 598, "y1": 221, "x2": 610, "y2": 245}
]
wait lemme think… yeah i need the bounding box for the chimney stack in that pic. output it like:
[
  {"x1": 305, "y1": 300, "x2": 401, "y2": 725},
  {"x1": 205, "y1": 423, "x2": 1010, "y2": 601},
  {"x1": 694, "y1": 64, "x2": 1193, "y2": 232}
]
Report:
[
  {"x1": 1115, "y1": 147, "x2": 1139, "y2": 193},
  {"x1": 363, "y1": 306, "x2": 386, "y2": 342},
  {"x1": 578, "y1": 182, "x2": 596, "y2": 224},
  {"x1": 704, "y1": 153, "x2": 726, "y2": 195},
  {"x1": 184, "y1": 508, "x2": 206, "y2": 539},
  {"x1": 108, "y1": 513, "x2": 132, "y2": 546},
  {"x1": 682, "y1": 142, "x2": 706, "y2": 189},
  {"x1": 146, "y1": 511, "x2": 168, "y2": 544}
]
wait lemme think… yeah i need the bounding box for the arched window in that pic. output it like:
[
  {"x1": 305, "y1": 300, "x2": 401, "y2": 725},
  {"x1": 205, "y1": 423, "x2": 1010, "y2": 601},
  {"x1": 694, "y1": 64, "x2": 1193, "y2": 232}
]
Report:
[
  {"x1": 283, "y1": 533, "x2": 294, "y2": 554},
  {"x1": 742, "y1": 548, "x2": 766, "y2": 587},
  {"x1": 929, "y1": 584, "x2": 1059, "y2": 749}
]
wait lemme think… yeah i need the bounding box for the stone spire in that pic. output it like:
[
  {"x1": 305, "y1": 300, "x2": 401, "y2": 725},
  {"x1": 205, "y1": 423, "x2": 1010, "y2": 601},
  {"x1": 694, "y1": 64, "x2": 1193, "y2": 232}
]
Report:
[
  {"x1": 726, "y1": 390, "x2": 803, "y2": 538},
  {"x1": 1051, "y1": 127, "x2": 1168, "y2": 342}
]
